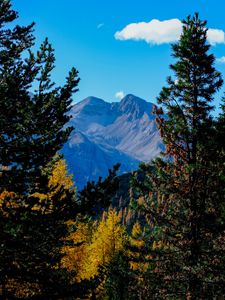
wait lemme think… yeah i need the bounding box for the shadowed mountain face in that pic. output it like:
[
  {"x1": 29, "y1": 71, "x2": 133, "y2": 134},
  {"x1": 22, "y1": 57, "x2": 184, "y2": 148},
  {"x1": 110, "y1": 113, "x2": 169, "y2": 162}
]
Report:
[{"x1": 62, "y1": 94, "x2": 163, "y2": 189}]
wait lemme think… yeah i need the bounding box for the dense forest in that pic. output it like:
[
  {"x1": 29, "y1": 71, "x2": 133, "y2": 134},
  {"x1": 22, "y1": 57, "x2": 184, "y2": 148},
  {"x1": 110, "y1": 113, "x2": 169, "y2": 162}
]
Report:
[{"x1": 1, "y1": 1, "x2": 225, "y2": 299}]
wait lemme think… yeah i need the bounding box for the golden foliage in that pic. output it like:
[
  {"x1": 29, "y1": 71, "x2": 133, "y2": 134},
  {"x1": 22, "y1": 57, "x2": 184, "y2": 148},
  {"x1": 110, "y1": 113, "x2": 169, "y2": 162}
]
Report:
[
  {"x1": 31, "y1": 157, "x2": 75, "y2": 213},
  {"x1": 62, "y1": 209, "x2": 127, "y2": 282},
  {"x1": 5, "y1": 280, "x2": 41, "y2": 299},
  {"x1": 48, "y1": 158, "x2": 74, "y2": 194},
  {"x1": 79, "y1": 209, "x2": 126, "y2": 280},
  {"x1": 0, "y1": 191, "x2": 17, "y2": 208},
  {"x1": 0, "y1": 191, "x2": 24, "y2": 217},
  {"x1": 129, "y1": 221, "x2": 148, "y2": 272},
  {"x1": 61, "y1": 220, "x2": 93, "y2": 282}
]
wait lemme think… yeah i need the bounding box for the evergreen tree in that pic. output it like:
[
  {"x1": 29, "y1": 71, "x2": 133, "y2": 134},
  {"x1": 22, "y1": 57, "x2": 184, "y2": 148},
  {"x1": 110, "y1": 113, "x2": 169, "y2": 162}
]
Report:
[
  {"x1": 78, "y1": 163, "x2": 120, "y2": 215},
  {"x1": 0, "y1": 3, "x2": 79, "y2": 195},
  {"x1": 132, "y1": 14, "x2": 225, "y2": 299},
  {"x1": 0, "y1": 1, "x2": 81, "y2": 298},
  {"x1": 98, "y1": 251, "x2": 131, "y2": 300}
]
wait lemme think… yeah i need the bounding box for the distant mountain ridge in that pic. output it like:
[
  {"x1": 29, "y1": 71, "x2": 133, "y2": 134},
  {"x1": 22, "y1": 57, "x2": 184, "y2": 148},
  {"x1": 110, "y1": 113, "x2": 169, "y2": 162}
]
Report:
[{"x1": 62, "y1": 94, "x2": 162, "y2": 188}]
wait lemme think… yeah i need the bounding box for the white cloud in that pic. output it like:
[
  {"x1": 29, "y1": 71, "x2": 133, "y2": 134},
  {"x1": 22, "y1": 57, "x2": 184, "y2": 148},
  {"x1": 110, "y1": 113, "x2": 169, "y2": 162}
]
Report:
[
  {"x1": 115, "y1": 19, "x2": 182, "y2": 45},
  {"x1": 207, "y1": 29, "x2": 225, "y2": 45},
  {"x1": 216, "y1": 56, "x2": 225, "y2": 63},
  {"x1": 115, "y1": 19, "x2": 225, "y2": 46},
  {"x1": 97, "y1": 23, "x2": 104, "y2": 29},
  {"x1": 115, "y1": 91, "x2": 125, "y2": 100}
]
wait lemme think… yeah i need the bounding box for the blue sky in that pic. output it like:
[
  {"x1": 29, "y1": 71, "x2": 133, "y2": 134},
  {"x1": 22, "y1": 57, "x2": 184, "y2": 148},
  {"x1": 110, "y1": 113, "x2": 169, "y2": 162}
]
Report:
[{"x1": 12, "y1": 0, "x2": 225, "y2": 112}]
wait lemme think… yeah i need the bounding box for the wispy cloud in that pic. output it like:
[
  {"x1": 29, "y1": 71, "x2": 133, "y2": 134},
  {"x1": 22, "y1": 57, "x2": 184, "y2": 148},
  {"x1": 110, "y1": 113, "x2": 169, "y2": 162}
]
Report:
[
  {"x1": 115, "y1": 19, "x2": 225, "y2": 46},
  {"x1": 115, "y1": 91, "x2": 125, "y2": 100},
  {"x1": 216, "y1": 56, "x2": 225, "y2": 63},
  {"x1": 97, "y1": 23, "x2": 104, "y2": 29}
]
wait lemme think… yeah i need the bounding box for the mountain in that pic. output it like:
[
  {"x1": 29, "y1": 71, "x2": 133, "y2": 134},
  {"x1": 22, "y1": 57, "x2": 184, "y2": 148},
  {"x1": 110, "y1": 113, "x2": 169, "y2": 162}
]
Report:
[{"x1": 62, "y1": 94, "x2": 162, "y2": 189}]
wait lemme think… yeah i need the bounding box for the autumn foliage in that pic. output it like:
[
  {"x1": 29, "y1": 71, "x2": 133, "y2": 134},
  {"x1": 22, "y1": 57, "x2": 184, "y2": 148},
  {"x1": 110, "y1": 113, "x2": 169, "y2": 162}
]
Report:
[{"x1": 1, "y1": 1, "x2": 225, "y2": 299}]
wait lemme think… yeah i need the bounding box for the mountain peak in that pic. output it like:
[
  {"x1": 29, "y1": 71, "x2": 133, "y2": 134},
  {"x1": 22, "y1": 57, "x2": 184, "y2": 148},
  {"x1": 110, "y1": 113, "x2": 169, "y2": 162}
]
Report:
[
  {"x1": 71, "y1": 96, "x2": 109, "y2": 115},
  {"x1": 63, "y1": 94, "x2": 162, "y2": 188},
  {"x1": 78, "y1": 96, "x2": 106, "y2": 106},
  {"x1": 121, "y1": 93, "x2": 143, "y2": 101},
  {"x1": 119, "y1": 94, "x2": 153, "y2": 118}
]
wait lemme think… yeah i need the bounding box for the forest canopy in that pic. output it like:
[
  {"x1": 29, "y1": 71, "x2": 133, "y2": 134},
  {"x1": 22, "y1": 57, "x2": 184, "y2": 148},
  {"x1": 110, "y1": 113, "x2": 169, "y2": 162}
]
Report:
[{"x1": 0, "y1": 1, "x2": 225, "y2": 299}]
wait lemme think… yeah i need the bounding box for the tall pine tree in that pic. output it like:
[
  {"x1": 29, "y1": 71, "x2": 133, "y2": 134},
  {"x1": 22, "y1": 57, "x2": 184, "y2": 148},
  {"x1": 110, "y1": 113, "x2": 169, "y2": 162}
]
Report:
[{"x1": 132, "y1": 14, "x2": 225, "y2": 299}]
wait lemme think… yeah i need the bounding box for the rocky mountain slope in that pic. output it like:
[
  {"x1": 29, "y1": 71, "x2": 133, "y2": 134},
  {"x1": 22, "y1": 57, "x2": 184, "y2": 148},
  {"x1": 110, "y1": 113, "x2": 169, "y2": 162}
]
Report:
[{"x1": 62, "y1": 94, "x2": 162, "y2": 188}]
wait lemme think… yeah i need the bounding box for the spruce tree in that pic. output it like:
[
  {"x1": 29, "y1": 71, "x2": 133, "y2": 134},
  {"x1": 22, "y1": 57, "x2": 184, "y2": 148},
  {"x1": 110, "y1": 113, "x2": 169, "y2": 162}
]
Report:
[
  {"x1": 132, "y1": 14, "x2": 225, "y2": 299},
  {"x1": 0, "y1": 5, "x2": 79, "y2": 195},
  {"x1": 78, "y1": 163, "x2": 120, "y2": 215},
  {"x1": 0, "y1": 1, "x2": 81, "y2": 298}
]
